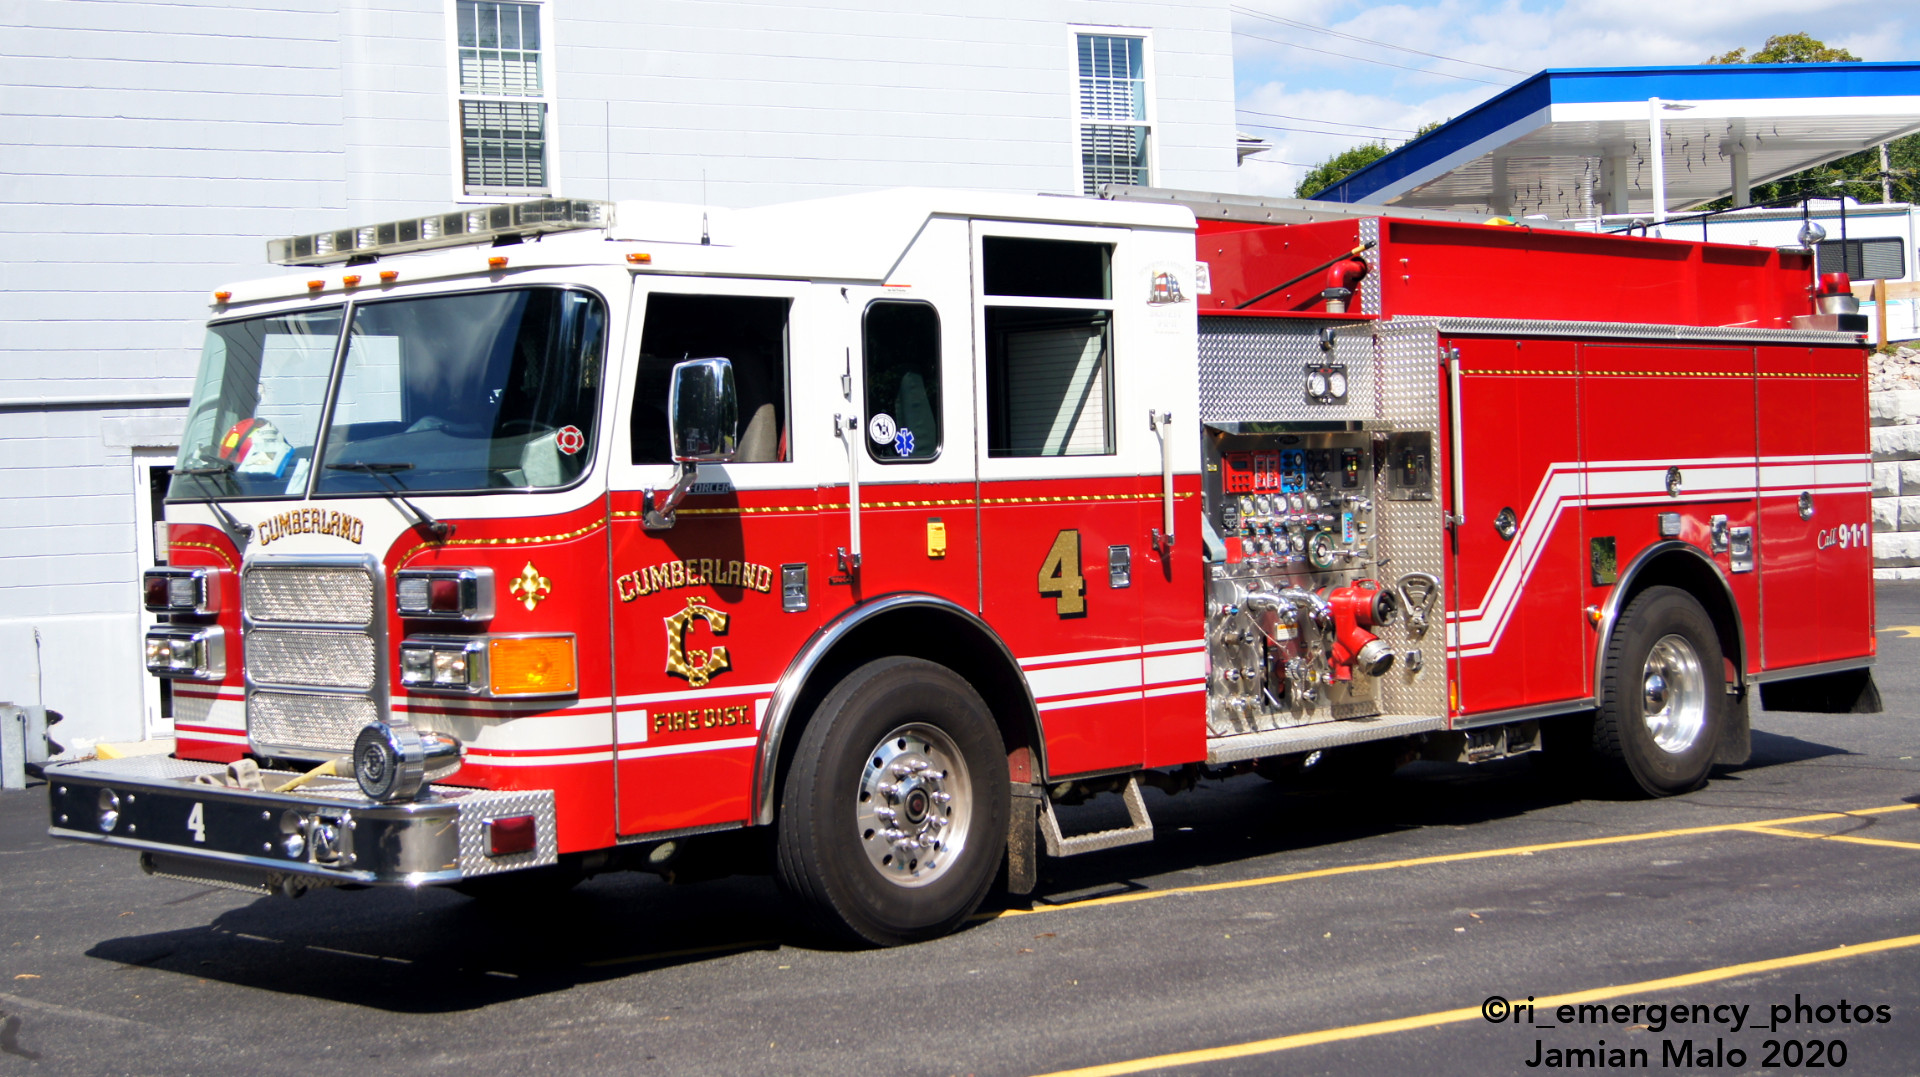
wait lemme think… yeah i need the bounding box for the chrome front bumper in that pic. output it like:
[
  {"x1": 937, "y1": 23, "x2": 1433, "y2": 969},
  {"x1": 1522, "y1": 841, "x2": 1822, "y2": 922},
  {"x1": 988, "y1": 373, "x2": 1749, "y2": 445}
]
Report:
[{"x1": 45, "y1": 755, "x2": 556, "y2": 892}]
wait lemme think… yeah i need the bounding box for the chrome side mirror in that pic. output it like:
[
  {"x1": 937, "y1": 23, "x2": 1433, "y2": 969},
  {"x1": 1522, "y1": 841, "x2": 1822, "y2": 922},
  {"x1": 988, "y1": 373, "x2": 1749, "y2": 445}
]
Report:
[
  {"x1": 647, "y1": 358, "x2": 738, "y2": 529},
  {"x1": 669, "y1": 357, "x2": 738, "y2": 464}
]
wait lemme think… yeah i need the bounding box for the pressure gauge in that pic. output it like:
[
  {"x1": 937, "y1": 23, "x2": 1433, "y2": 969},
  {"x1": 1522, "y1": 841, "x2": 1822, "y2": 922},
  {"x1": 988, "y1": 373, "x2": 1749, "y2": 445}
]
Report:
[
  {"x1": 1240, "y1": 538, "x2": 1256, "y2": 556},
  {"x1": 1327, "y1": 368, "x2": 1349, "y2": 399},
  {"x1": 1305, "y1": 368, "x2": 1330, "y2": 399},
  {"x1": 1288, "y1": 493, "x2": 1305, "y2": 512},
  {"x1": 1239, "y1": 496, "x2": 1256, "y2": 516},
  {"x1": 1308, "y1": 531, "x2": 1336, "y2": 570},
  {"x1": 1254, "y1": 495, "x2": 1271, "y2": 515},
  {"x1": 1303, "y1": 492, "x2": 1320, "y2": 511},
  {"x1": 1289, "y1": 532, "x2": 1306, "y2": 553}
]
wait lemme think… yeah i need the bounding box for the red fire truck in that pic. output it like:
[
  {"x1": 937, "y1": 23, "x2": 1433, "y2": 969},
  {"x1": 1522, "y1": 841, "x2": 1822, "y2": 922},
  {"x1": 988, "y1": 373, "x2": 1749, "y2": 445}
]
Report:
[{"x1": 47, "y1": 187, "x2": 1878, "y2": 945}]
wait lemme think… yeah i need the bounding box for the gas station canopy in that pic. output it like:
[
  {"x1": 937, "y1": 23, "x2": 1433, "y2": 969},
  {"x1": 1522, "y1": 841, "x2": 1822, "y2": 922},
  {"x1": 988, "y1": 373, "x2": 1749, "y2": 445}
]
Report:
[{"x1": 1311, "y1": 62, "x2": 1920, "y2": 220}]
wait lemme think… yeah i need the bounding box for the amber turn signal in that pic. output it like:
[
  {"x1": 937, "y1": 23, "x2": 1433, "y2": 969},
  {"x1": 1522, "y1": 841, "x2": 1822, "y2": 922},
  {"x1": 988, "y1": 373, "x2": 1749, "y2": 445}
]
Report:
[{"x1": 488, "y1": 636, "x2": 577, "y2": 696}]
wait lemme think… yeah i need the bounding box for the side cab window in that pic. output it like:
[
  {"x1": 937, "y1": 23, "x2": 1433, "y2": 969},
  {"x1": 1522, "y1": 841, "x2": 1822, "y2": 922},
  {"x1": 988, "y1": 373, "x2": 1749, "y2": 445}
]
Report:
[
  {"x1": 630, "y1": 293, "x2": 792, "y2": 464},
  {"x1": 862, "y1": 301, "x2": 941, "y2": 463}
]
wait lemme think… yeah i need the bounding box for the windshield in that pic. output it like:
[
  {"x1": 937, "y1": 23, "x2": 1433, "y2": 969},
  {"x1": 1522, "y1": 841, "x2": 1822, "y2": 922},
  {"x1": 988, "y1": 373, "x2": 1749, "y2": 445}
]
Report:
[
  {"x1": 168, "y1": 287, "x2": 607, "y2": 501},
  {"x1": 170, "y1": 308, "x2": 344, "y2": 500},
  {"x1": 315, "y1": 288, "x2": 605, "y2": 495}
]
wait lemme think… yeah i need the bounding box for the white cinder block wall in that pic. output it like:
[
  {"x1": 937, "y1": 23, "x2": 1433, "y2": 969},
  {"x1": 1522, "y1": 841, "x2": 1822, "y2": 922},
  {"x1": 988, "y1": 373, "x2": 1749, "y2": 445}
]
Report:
[
  {"x1": 1872, "y1": 349, "x2": 1920, "y2": 577},
  {"x1": 1, "y1": 0, "x2": 1239, "y2": 746}
]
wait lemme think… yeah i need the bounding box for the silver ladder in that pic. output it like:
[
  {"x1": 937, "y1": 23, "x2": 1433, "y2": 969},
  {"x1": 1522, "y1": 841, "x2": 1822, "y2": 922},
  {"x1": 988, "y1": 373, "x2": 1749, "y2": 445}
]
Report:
[{"x1": 1037, "y1": 772, "x2": 1155, "y2": 856}]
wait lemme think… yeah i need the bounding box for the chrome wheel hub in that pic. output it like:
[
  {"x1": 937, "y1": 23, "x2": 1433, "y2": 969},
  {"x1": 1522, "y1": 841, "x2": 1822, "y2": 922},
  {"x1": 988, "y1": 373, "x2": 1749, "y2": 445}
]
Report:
[
  {"x1": 1641, "y1": 634, "x2": 1706, "y2": 754},
  {"x1": 857, "y1": 724, "x2": 971, "y2": 888}
]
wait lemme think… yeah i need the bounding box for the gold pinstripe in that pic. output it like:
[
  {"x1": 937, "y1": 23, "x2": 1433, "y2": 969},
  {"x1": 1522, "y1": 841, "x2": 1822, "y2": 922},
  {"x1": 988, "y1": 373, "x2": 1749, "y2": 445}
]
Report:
[{"x1": 171, "y1": 540, "x2": 235, "y2": 570}]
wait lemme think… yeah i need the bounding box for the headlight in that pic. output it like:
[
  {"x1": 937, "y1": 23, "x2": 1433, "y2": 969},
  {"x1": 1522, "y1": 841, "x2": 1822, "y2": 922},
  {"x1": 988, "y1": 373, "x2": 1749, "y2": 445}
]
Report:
[
  {"x1": 394, "y1": 568, "x2": 494, "y2": 620},
  {"x1": 144, "y1": 627, "x2": 225, "y2": 679},
  {"x1": 143, "y1": 568, "x2": 222, "y2": 614}
]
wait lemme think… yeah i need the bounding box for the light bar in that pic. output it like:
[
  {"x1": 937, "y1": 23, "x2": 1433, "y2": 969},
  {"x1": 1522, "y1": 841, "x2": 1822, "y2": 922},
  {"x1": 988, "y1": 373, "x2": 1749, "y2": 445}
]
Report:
[{"x1": 267, "y1": 199, "x2": 614, "y2": 267}]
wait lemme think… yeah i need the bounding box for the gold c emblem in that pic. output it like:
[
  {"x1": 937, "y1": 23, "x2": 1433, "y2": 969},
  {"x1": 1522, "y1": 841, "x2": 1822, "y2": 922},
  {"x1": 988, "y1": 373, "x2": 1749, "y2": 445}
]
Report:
[{"x1": 664, "y1": 595, "x2": 731, "y2": 688}]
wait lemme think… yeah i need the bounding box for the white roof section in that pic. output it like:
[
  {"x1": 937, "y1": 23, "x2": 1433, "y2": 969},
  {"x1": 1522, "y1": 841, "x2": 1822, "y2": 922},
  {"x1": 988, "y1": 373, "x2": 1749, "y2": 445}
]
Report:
[
  {"x1": 1310, "y1": 63, "x2": 1920, "y2": 219},
  {"x1": 221, "y1": 189, "x2": 1197, "y2": 306}
]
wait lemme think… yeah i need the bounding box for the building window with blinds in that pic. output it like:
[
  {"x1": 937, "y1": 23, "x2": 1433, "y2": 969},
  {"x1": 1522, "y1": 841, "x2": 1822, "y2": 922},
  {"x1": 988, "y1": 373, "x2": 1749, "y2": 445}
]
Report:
[
  {"x1": 455, "y1": 1, "x2": 550, "y2": 197},
  {"x1": 1075, "y1": 34, "x2": 1151, "y2": 195}
]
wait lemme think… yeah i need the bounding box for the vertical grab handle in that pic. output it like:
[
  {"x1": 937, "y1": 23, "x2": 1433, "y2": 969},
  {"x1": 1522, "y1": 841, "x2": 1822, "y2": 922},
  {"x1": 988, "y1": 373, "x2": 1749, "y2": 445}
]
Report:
[
  {"x1": 1445, "y1": 348, "x2": 1467, "y2": 528},
  {"x1": 833, "y1": 413, "x2": 862, "y2": 581},
  {"x1": 1149, "y1": 410, "x2": 1174, "y2": 554}
]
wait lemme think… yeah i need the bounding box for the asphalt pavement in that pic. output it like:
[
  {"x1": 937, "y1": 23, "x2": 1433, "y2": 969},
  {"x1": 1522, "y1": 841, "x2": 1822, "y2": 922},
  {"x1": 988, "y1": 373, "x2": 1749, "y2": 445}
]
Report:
[{"x1": 4, "y1": 587, "x2": 1920, "y2": 1076}]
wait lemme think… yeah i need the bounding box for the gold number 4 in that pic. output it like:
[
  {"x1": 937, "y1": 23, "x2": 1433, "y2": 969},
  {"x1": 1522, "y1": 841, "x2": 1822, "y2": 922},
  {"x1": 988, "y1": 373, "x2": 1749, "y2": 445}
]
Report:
[{"x1": 1037, "y1": 530, "x2": 1086, "y2": 616}]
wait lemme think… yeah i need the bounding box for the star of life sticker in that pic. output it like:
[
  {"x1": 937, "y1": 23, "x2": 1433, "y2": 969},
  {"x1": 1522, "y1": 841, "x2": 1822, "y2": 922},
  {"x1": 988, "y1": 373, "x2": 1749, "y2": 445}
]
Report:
[
  {"x1": 867, "y1": 412, "x2": 897, "y2": 445},
  {"x1": 893, "y1": 429, "x2": 915, "y2": 457}
]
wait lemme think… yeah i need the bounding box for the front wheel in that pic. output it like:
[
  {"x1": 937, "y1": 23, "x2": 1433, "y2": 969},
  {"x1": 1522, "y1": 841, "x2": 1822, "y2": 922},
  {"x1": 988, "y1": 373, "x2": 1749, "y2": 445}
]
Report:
[
  {"x1": 775, "y1": 657, "x2": 1008, "y2": 946},
  {"x1": 1594, "y1": 586, "x2": 1725, "y2": 796}
]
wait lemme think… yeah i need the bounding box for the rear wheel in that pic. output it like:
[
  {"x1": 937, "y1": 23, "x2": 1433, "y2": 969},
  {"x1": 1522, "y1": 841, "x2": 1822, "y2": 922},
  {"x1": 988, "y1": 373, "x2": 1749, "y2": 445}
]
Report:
[
  {"x1": 775, "y1": 657, "x2": 1008, "y2": 946},
  {"x1": 1594, "y1": 586, "x2": 1724, "y2": 796}
]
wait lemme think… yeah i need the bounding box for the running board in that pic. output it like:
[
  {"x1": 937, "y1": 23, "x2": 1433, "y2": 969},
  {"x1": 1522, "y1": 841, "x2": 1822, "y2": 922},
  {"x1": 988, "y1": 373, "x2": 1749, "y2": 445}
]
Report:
[
  {"x1": 1039, "y1": 773, "x2": 1155, "y2": 857},
  {"x1": 1205, "y1": 714, "x2": 1446, "y2": 765}
]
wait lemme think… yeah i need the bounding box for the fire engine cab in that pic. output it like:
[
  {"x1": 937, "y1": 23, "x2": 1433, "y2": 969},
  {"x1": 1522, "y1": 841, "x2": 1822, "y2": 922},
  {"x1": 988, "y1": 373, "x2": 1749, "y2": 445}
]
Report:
[{"x1": 47, "y1": 187, "x2": 1878, "y2": 945}]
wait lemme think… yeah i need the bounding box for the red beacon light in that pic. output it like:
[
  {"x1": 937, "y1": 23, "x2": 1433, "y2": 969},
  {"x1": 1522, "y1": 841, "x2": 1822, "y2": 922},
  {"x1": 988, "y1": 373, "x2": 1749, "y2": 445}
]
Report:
[{"x1": 1815, "y1": 272, "x2": 1860, "y2": 316}]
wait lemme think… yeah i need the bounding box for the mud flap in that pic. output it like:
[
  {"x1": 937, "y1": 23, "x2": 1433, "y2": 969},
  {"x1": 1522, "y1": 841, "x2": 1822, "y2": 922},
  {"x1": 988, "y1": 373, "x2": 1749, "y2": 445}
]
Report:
[
  {"x1": 1760, "y1": 668, "x2": 1883, "y2": 715},
  {"x1": 1005, "y1": 784, "x2": 1041, "y2": 896},
  {"x1": 1715, "y1": 688, "x2": 1752, "y2": 766}
]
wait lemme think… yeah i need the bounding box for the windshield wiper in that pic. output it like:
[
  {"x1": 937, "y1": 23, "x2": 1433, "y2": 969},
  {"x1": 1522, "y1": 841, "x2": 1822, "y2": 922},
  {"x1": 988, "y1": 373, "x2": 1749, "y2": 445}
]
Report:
[
  {"x1": 173, "y1": 461, "x2": 254, "y2": 543},
  {"x1": 325, "y1": 462, "x2": 452, "y2": 539}
]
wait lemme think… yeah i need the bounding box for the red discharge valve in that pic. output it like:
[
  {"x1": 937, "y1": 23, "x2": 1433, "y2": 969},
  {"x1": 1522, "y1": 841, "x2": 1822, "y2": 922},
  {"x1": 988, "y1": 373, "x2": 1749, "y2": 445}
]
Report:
[
  {"x1": 1322, "y1": 258, "x2": 1369, "y2": 314},
  {"x1": 1326, "y1": 578, "x2": 1397, "y2": 680}
]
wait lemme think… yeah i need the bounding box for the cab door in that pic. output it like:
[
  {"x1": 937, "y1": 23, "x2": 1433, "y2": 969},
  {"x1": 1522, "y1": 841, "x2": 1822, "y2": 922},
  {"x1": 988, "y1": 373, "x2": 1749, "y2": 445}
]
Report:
[
  {"x1": 817, "y1": 215, "x2": 979, "y2": 613},
  {"x1": 971, "y1": 221, "x2": 1147, "y2": 778},
  {"x1": 606, "y1": 279, "x2": 822, "y2": 838}
]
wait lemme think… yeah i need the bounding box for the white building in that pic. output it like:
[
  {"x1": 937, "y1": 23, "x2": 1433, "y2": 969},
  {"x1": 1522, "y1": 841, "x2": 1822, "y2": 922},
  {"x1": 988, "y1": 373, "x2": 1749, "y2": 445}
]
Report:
[{"x1": 0, "y1": 0, "x2": 1242, "y2": 748}]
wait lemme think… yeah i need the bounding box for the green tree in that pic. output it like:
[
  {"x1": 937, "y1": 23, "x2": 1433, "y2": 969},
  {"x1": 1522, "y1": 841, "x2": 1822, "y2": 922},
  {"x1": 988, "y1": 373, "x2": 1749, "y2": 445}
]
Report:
[
  {"x1": 1296, "y1": 143, "x2": 1390, "y2": 198},
  {"x1": 1295, "y1": 120, "x2": 1448, "y2": 199},
  {"x1": 1707, "y1": 33, "x2": 1859, "y2": 64},
  {"x1": 1701, "y1": 35, "x2": 1913, "y2": 208}
]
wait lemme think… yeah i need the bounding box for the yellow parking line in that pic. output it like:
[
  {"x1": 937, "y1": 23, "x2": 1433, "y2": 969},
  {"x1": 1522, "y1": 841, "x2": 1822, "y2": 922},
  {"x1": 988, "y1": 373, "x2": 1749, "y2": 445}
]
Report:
[
  {"x1": 991, "y1": 803, "x2": 1917, "y2": 919},
  {"x1": 1031, "y1": 932, "x2": 1920, "y2": 1077},
  {"x1": 1740, "y1": 824, "x2": 1920, "y2": 851}
]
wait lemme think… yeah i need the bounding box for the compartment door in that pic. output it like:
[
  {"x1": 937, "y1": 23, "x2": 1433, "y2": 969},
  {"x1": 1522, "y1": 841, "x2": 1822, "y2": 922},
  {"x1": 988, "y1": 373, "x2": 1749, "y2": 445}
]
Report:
[
  {"x1": 1757, "y1": 345, "x2": 1874, "y2": 670},
  {"x1": 1447, "y1": 338, "x2": 1589, "y2": 715}
]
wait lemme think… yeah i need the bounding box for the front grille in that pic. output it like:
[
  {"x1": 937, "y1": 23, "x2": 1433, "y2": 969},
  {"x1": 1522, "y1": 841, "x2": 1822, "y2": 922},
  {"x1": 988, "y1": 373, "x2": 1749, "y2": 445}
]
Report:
[
  {"x1": 243, "y1": 559, "x2": 385, "y2": 757},
  {"x1": 248, "y1": 692, "x2": 380, "y2": 755},
  {"x1": 247, "y1": 630, "x2": 377, "y2": 690},
  {"x1": 243, "y1": 566, "x2": 375, "y2": 625}
]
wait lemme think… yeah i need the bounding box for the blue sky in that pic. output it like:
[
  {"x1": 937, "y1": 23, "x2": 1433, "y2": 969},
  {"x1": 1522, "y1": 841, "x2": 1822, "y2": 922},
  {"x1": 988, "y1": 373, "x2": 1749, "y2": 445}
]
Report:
[{"x1": 1232, "y1": 1, "x2": 1920, "y2": 196}]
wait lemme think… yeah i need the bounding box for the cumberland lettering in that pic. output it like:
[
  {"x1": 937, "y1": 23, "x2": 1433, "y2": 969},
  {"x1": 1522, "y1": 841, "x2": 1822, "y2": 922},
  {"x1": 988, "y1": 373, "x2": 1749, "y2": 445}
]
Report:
[
  {"x1": 616, "y1": 558, "x2": 773, "y2": 601},
  {"x1": 257, "y1": 508, "x2": 364, "y2": 546}
]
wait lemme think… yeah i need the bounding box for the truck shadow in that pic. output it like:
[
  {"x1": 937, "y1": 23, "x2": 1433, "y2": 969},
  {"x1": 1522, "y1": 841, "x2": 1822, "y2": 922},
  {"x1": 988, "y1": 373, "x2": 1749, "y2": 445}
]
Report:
[{"x1": 84, "y1": 727, "x2": 1852, "y2": 1012}]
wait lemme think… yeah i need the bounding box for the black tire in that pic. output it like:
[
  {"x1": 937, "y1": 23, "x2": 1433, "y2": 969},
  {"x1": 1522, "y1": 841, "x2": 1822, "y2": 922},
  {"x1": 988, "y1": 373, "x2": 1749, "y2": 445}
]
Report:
[
  {"x1": 775, "y1": 657, "x2": 1008, "y2": 946},
  {"x1": 1594, "y1": 586, "x2": 1725, "y2": 797}
]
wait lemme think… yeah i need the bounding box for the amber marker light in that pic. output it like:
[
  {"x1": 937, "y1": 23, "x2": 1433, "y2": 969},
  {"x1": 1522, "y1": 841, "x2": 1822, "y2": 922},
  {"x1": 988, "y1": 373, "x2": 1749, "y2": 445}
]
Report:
[
  {"x1": 213, "y1": 290, "x2": 232, "y2": 303},
  {"x1": 343, "y1": 274, "x2": 362, "y2": 287},
  {"x1": 488, "y1": 635, "x2": 577, "y2": 696},
  {"x1": 307, "y1": 280, "x2": 325, "y2": 291},
  {"x1": 626, "y1": 252, "x2": 652, "y2": 264},
  {"x1": 380, "y1": 270, "x2": 399, "y2": 282},
  {"x1": 488, "y1": 255, "x2": 509, "y2": 269}
]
